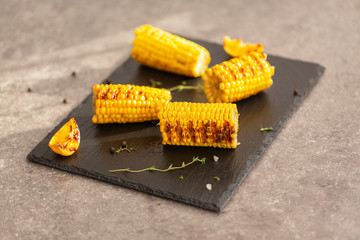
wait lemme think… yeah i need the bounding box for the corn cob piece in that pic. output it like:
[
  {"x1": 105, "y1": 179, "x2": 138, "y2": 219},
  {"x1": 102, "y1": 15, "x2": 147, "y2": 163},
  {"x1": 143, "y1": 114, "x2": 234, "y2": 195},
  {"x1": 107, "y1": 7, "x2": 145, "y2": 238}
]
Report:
[
  {"x1": 158, "y1": 102, "x2": 239, "y2": 149},
  {"x1": 202, "y1": 52, "x2": 275, "y2": 103},
  {"x1": 131, "y1": 24, "x2": 211, "y2": 77},
  {"x1": 223, "y1": 36, "x2": 264, "y2": 57},
  {"x1": 92, "y1": 84, "x2": 172, "y2": 124}
]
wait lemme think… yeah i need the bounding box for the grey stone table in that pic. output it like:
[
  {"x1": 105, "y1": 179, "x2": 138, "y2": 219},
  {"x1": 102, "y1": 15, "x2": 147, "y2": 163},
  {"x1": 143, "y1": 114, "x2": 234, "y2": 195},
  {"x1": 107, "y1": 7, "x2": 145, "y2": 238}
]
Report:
[{"x1": 1, "y1": 1, "x2": 359, "y2": 239}]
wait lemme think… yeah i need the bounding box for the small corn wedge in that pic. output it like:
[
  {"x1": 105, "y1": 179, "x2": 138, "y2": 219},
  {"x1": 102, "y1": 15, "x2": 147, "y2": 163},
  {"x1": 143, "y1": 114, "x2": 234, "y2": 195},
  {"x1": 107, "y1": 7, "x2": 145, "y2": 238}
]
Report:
[
  {"x1": 223, "y1": 36, "x2": 264, "y2": 57},
  {"x1": 48, "y1": 118, "x2": 80, "y2": 156}
]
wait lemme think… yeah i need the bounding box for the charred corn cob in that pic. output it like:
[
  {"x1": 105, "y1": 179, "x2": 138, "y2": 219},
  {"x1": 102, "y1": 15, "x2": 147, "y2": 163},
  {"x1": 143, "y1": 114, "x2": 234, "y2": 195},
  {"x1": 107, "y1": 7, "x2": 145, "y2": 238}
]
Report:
[
  {"x1": 158, "y1": 102, "x2": 239, "y2": 149},
  {"x1": 92, "y1": 84, "x2": 172, "y2": 124},
  {"x1": 131, "y1": 24, "x2": 211, "y2": 77},
  {"x1": 202, "y1": 52, "x2": 275, "y2": 103}
]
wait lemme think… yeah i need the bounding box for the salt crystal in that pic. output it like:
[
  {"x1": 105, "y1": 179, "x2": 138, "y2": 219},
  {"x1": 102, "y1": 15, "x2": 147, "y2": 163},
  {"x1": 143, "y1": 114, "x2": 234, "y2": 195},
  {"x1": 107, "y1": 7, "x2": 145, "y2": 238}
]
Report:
[
  {"x1": 213, "y1": 155, "x2": 219, "y2": 162},
  {"x1": 206, "y1": 184, "x2": 212, "y2": 191}
]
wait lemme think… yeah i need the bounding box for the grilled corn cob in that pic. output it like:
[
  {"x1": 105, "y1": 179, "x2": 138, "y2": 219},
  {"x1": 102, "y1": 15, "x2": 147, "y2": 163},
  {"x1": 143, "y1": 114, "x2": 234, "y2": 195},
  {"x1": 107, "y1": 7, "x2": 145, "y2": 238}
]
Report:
[
  {"x1": 92, "y1": 84, "x2": 172, "y2": 124},
  {"x1": 131, "y1": 24, "x2": 211, "y2": 77},
  {"x1": 158, "y1": 102, "x2": 239, "y2": 148},
  {"x1": 202, "y1": 52, "x2": 275, "y2": 103}
]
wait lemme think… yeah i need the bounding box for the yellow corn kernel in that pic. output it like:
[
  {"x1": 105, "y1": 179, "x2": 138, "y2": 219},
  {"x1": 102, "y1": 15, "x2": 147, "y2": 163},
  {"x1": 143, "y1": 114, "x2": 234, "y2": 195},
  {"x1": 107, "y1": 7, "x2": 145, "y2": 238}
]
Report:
[
  {"x1": 131, "y1": 24, "x2": 211, "y2": 77},
  {"x1": 158, "y1": 102, "x2": 239, "y2": 149},
  {"x1": 202, "y1": 52, "x2": 275, "y2": 103},
  {"x1": 92, "y1": 84, "x2": 172, "y2": 124}
]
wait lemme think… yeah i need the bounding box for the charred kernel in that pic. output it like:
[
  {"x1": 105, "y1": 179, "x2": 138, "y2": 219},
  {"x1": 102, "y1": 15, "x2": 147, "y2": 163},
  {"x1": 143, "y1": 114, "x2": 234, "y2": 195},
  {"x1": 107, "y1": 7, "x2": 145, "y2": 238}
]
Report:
[
  {"x1": 293, "y1": 89, "x2": 299, "y2": 96},
  {"x1": 109, "y1": 147, "x2": 115, "y2": 154},
  {"x1": 63, "y1": 98, "x2": 67, "y2": 104},
  {"x1": 27, "y1": 87, "x2": 32, "y2": 92},
  {"x1": 71, "y1": 71, "x2": 76, "y2": 77}
]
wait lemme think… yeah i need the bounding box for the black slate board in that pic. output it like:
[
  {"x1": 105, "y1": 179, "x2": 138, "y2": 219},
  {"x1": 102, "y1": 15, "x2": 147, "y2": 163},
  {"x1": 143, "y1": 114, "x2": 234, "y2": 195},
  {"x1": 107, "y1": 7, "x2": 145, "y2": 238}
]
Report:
[{"x1": 27, "y1": 39, "x2": 325, "y2": 212}]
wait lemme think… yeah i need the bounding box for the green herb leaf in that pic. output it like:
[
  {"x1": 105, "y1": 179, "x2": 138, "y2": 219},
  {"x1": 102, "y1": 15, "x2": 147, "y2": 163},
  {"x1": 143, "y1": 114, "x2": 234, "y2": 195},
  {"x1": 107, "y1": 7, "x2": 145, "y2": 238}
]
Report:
[
  {"x1": 149, "y1": 78, "x2": 162, "y2": 87},
  {"x1": 214, "y1": 176, "x2": 220, "y2": 181},
  {"x1": 260, "y1": 127, "x2": 273, "y2": 132},
  {"x1": 179, "y1": 175, "x2": 184, "y2": 180},
  {"x1": 168, "y1": 164, "x2": 173, "y2": 170}
]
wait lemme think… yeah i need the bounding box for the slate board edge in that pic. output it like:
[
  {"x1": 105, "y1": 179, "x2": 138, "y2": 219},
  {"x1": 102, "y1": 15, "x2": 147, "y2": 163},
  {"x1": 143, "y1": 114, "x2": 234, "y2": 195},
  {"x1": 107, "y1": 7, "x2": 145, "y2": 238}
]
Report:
[
  {"x1": 217, "y1": 63, "x2": 325, "y2": 211},
  {"x1": 26, "y1": 52, "x2": 326, "y2": 213}
]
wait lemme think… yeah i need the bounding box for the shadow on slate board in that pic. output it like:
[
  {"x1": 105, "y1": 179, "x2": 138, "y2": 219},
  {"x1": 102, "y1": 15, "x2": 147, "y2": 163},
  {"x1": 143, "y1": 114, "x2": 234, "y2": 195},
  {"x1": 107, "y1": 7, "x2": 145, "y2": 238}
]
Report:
[{"x1": 27, "y1": 39, "x2": 325, "y2": 212}]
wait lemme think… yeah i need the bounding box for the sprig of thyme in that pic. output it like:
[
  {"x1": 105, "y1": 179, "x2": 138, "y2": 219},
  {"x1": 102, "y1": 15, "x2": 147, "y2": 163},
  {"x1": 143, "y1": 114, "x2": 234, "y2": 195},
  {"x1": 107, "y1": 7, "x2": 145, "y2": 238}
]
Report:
[
  {"x1": 149, "y1": 78, "x2": 162, "y2": 87},
  {"x1": 110, "y1": 141, "x2": 136, "y2": 154},
  {"x1": 116, "y1": 146, "x2": 136, "y2": 153},
  {"x1": 109, "y1": 156, "x2": 206, "y2": 173},
  {"x1": 149, "y1": 78, "x2": 203, "y2": 92},
  {"x1": 167, "y1": 83, "x2": 204, "y2": 92}
]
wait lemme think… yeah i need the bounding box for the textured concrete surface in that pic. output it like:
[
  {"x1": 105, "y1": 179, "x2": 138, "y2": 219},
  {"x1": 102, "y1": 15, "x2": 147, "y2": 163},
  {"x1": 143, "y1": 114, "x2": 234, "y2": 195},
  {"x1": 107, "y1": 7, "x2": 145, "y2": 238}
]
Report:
[{"x1": 1, "y1": 0, "x2": 359, "y2": 239}]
